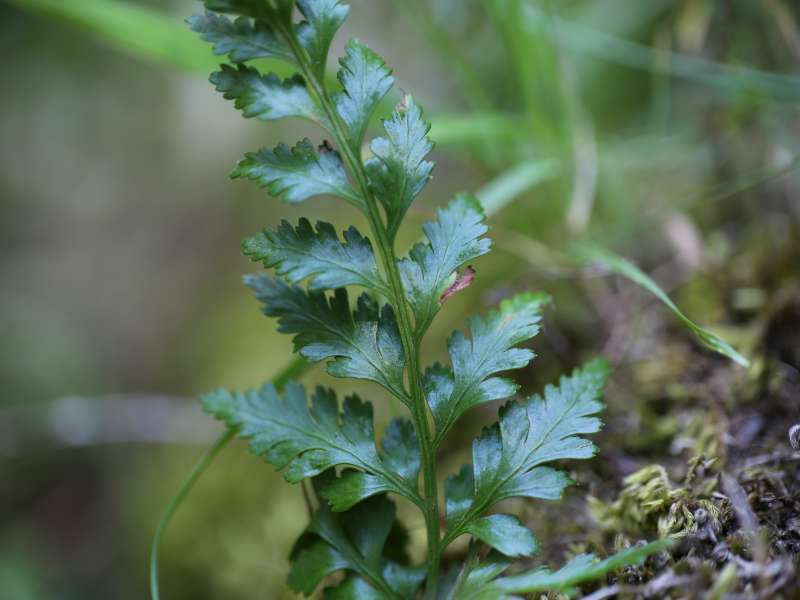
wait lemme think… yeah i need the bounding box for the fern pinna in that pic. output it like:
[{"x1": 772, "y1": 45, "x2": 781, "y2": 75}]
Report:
[{"x1": 182, "y1": 1, "x2": 664, "y2": 598}]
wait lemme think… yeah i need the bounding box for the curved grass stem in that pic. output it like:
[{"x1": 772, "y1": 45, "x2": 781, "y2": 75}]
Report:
[
  {"x1": 149, "y1": 429, "x2": 234, "y2": 600},
  {"x1": 149, "y1": 356, "x2": 309, "y2": 600}
]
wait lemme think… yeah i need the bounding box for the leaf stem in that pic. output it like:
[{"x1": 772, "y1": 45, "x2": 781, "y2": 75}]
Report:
[{"x1": 278, "y1": 25, "x2": 442, "y2": 598}]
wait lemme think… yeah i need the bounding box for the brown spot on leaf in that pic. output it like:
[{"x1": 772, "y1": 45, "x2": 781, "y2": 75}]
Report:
[
  {"x1": 396, "y1": 92, "x2": 410, "y2": 113},
  {"x1": 439, "y1": 265, "x2": 476, "y2": 305}
]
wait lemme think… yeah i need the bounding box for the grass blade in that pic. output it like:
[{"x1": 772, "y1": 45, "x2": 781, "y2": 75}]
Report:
[
  {"x1": 8, "y1": 0, "x2": 518, "y2": 146},
  {"x1": 7, "y1": 0, "x2": 219, "y2": 73},
  {"x1": 572, "y1": 243, "x2": 750, "y2": 367},
  {"x1": 495, "y1": 539, "x2": 670, "y2": 595},
  {"x1": 525, "y1": 6, "x2": 800, "y2": 103},
  {"x1": 476, "y1": 159, "x2": 561, "y2": 218}
]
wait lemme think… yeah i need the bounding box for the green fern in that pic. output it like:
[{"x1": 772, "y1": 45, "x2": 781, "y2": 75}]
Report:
[{"x1": 161, "y1": 1, "x2": 669, "y2": 597}]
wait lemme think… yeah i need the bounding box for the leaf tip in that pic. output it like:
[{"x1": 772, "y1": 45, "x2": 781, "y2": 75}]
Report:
[
  {"x1": 453, "y1": 192, "x2": 486, "y2": 217},
  {"x1": 499, "y1": 291, "x2": 552, "y2": 316}
]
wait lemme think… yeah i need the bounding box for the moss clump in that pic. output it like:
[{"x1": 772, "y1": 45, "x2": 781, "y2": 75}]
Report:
[{"x1": 590, "y1": 458, "x2": 723, "y2": 539}]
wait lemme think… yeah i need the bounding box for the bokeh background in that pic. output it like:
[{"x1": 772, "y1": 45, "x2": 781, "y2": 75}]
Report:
[{"x1": 2, "y1": 1, "x2": 799, "y2": 598}]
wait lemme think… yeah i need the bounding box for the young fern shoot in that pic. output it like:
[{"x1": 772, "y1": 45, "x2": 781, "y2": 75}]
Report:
[{"x1": 183, "y1": 1, "x2": 666, "y2": 597}]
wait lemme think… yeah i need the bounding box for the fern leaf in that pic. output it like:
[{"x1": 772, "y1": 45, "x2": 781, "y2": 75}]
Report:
[
  {"x1": 366, "y1": 96, "x2": 434, "y2": 239},
  {"x1": 232, "y1": 139, "x2": 361, "y2": 205},
  {"x1": 246, "y1": 275, "x2": 408, "y2": 401},
  {"x1": 243, "y1": 219, "x2": 387, "y2": 293},
  {"x1": 328, "y1": 568, "x2": 426, "y2": 600},
  {"x1": 443, "y1": 360, "x2": 609, "y2": 554},
  {"x1": 289, "y1": 493, "x2": 424, "y2": 597},
  {"x1": 202, "y1": 383, "x2": 419, "y2": 509},
  {"x1": 334, "y1": 40, "x2": 394, "y2": 149},
  {"x1": 203, "y1": 0, "x2": 263, "y2": 17},
  {"x1": 296, "y1": 0, "x2": 350, "y2": 80},
  {"x1": 322, "y1": 417, "x2": 421, "y2": 511},
  {"x1": 465, "y1": 514, "x2": 538, "y2": 558},
  {"x1": 398, "y1": 194, "x2": 491, "y2": 337},
  {"x1": 211, "y1": 64, "x2": 327, "y2": 125},
  {"x1": 425, "y1": 293, "x2": 549, "y2": 445},
  {"x1": 187, "y1": 11, "x2": 293, "y2": 63}
]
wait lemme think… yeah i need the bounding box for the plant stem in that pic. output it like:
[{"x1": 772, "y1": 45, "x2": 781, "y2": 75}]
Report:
[{"x1": 278, "y1": 26, "x2": 442, "y2": 598}]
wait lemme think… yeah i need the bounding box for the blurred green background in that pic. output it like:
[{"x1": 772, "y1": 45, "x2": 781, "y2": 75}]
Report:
[{"x1": 2, "y1": 0, "x2": 799, "y2": 598}]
